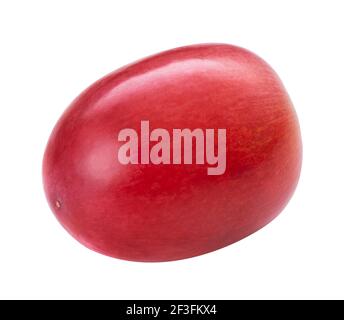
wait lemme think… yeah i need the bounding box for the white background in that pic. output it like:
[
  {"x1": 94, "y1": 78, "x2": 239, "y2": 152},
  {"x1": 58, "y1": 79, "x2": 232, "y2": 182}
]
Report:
[{"x1": 0, "y1": 0, "x2": 343, "y2": 300}]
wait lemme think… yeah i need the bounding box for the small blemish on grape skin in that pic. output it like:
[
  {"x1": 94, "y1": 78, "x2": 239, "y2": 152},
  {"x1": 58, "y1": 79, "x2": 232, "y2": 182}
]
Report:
[{"x1": 55, "y1": 200, "x2": 61, "y2": 209}]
